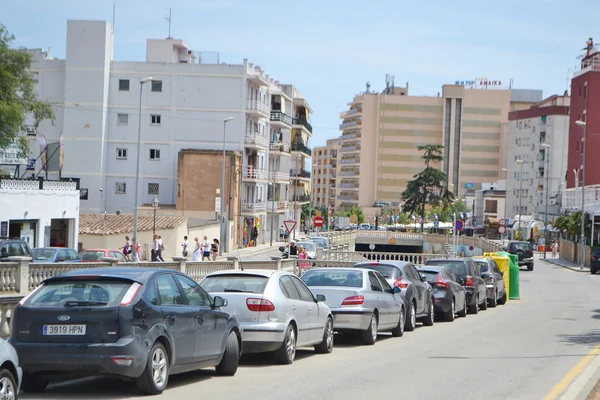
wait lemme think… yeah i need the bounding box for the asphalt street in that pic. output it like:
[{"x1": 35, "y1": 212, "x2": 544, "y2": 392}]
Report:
[{"x1": 22, "y1": 254, "x2": 600, "y2": 400}]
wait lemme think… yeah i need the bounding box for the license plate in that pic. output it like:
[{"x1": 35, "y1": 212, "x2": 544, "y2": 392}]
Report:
[{"x1": 43, "y1": 324, "x2": 86, "y2": 336}]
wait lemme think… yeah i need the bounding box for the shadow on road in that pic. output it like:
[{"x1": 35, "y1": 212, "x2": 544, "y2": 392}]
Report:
[{"x1": 557, "y1": 329, "x2": 600, "y2": 347}]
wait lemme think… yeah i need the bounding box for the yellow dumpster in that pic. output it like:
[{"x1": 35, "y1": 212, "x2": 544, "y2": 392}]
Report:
[{"x1": 489, "y1": 255, "x2": 511, "y2": 299}]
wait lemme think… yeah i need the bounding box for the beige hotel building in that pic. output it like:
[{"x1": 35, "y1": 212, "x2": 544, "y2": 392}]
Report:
[
  {"x1": 334, "y1": 80, "x2": 542, "y2": 219},
  {"x1": 312, "y1": 137, "x2": 342, "y2": 209}
]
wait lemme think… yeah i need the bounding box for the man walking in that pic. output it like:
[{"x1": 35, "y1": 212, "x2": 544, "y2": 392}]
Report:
[
  {"x1": 202, "y1": 236, "x2": 211, "y2": 261},
  {"x1": 156, "y1": 235, "x2": 165, "y2": 261}
]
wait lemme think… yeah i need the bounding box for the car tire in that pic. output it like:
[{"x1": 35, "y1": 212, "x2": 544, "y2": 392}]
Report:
[
  {"x1": 314, "y1": 317, "x2": 334, "y2": 354},
  {"x1": 591, "y1": 267, "x2": 597, "y2": 275},
  {"x1": 489, "y1": 289, "x2": 498, "y2": 308},
  {"x1": 527, "y1": 263, "x2": 534, "y2": 271},
  {"x1": 136, "y1": 342, "x2": 169, "y2": 395},
  {"x1": 21, "y1": 372, "x2": 48, "y2": 393},
  {"x1": 0, "y1": 369, "x2": 18, "y2": 399},
  {"x1": 422, "y1": 298, "x2": 435, "y2": 326},
  {"x1": 480, "y1": 292, "x2": 488, "y2": 311},
  {"x1": 215, "y1": 331, "x2": 240, "y2": 376},
  {"x1": 275, "y1": 324, "x2": 296, "y2": 364},
  {"x1": 498, "y1": 290, "x2": 507, "y2": 305},
  {"x1": 405, "y1": 302, "x2": 417, "y2": 332},
  {"x1": 444, "y1": 298, "x2": 455, "y2": 322},
  {"x1": 361, "y1": 314, "x2": 378, "y2": 345},
  {"x1": 457, "y1": 297, "x2": 467, "y2": 318},
  {"x1": 468, "y1": 294, "x2": 479, "y2": 314},
  {"x1": 391, "y1": 306, "x2": 405, "y2": 337}
]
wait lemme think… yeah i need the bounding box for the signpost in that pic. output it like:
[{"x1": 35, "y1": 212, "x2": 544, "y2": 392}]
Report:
[
  {"x1": 313, "y1": 216, "x2": 324, "y2": 228},
  {"x1": 283, "y1": 220, "x2": 297, "y2": 259},
  {"x1": 498, "y1": 226, "x2": 506, "y2": 234}
]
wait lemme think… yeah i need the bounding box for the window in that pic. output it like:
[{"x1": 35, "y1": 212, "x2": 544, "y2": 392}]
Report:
[
  {"x1": 156, "y1": 274, "x2": 185, "y2": 305},
  {"x1": 368, "y1": 272, "x2": 383, "y2": 292},
  {"x1": 175, "y1": 275, "x2": 211, "y2": 307},
  {"x1": 201, "y1": 274, "x2": 269, "y2": 294},
  {"x1": 485, "y1": 200, "x2": 498, "y2": 213},
  {"x1": 117, "y1": 113, "x2": 129, "y2": 125},
  {"x1": 115, "y1": 182, "x2": 126, "y2": 194},
  {"x1": 151, "y1": 114, "x2": 161, "y2": 125},
  {"x1": 148, "y1": 183, "x2": 159, "y2": 195},
  {"x1": 151, "y1": 80, "x2": 163, "y2": 92},
  {"x1": 290, "y1": 276, "x2": 316, "y2": 302},
  {"x1": 116, "y1": 148, "x2": 127, "y2": 160},
  {"x1": 150, "y1": 149, "x2": 161, "y2": 160},
  {"x1": 119, "y1": 79, "x2": 130, "y2": 91},
  {"x1": 279, "y1": 275, "x2": 301, "y2": 300}
]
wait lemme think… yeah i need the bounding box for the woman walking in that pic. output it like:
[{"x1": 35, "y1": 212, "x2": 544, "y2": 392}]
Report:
[
  {"x1": 297, "y1": 245, "x2": 310, "y2": 275},
  {"x1": 211, "y1": 239, "x2": 220, "y2": 261},
  {"x1": 192, "y1": 237, "x2": 202, "y2": 261},
  {"x1": 552, "y1": 240, "x2": 559, "y2": 258},
  {"x1": 123, "y1": 236, "x2": 132, "y2": 262}
]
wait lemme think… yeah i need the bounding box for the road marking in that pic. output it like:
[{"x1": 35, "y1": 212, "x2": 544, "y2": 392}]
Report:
[{"x1": 543, "y1": 343, "x2": 600, "y2": 400}]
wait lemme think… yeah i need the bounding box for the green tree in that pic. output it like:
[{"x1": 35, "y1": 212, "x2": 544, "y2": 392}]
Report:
[
  {"x1": 401, "y1": 145, "x2": 454, "y2": 231},
  {"x1": 0, "y1": 25, "x2": 54, "y2": 155}
]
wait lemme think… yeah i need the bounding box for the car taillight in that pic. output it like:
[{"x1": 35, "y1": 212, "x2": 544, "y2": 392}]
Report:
[
  {"x1": 487, "y1": 275, "x2": 494, "y2": 283},
  {"x1": 436, "y1": 274, "x2": 449, "y2": 289},
  {"x1": 465, "y1": 276, "x2": 474, "y2": 287},
  {"x1": 394, "y1": 277, "x2": 409, "y2": 289},
  {"x1": 246, "y1": 298, "x2": 275, "y2": 312},
  {"x1": 593, "y1": 256, "x2": 597, "y2": 261},
  {"x1": 120, "y1": 282, "x2": 142, "y2": 306},
  {"x1": 341, "y1": 295, "x2": 365, "y2": 306},
  {"x1": 18, "y1": 284, "x2": 45, "y2": 307}
]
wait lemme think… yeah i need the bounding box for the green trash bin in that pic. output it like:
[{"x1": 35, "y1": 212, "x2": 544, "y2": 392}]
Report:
[{"x1": 499, "y1": 252, "x2": 520, "y2": 300}]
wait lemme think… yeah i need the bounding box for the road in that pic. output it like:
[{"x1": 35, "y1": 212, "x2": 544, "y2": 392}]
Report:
[{"x1": 22, "y1": 254, "x2": 600, "y2": 400}]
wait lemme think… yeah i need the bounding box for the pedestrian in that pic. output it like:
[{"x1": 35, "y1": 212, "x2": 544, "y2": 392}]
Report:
[
  {"x1": 289, "y1": 241, "x2": 298, "y2": 256},
  {"x1": 202, "y1": 236, "x2": 211, "y2": 261},
  {"x1": 211, "y1": 238, "x2": 220, "y2": 261},
  {"x1": 135, "y1": 241, "x2": 141, "y2": 261},
  {"x1": 123, "y1": 236, "x2": 132, "y2": 261},
  {"x1": 192, "y1": 237, "x2": 202, "y2": 261},
  {"x1": 151, "y1": 234, "x2": 158, "y2": 262},
  {"x1": 297, "y1": 245, "x2": 310, "y2": 274},
  {"x1": 552, "y1": 240, "x2": 558, "y2": 258},
  {"x1": 181, "y1": 236, "x2": 189, "y2": 257},
  {"x1": 251, "y1": 226, "x2": 258, "y2": 247},
  {"x1": 157, "y1": 235, "x2": 165, "y2": 261},
  {"x1": 538, "y1": 236, "x2": 546, "y2": 253}
]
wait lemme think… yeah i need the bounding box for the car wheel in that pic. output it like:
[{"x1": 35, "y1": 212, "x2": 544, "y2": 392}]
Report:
[
  {"x1": 489, "y1": 289, "x2": 498, "y2": 308},
  {"x1": 422, "y1": 298, "x2": 435, "y2": 326},
  {"x1": 275, "y1": 324, "x2": 296, "y2": 364},
  {"x1": 315, "y1": 317, "x2": 334, "y2": 353},
  {"x1": 527, "y1": 263, "x2": 534, "y2": 271},
  {"x1": 361, "y1": 313, "x2": 378, "y2": 345},
  {"x1": 405, "y1": 302, "x2": 417, "y2": 332},
  {"x1": 391, "y1": 306, "x2": 405, "y2": 337},
  {"x1": 480, "y1": 292, "x2": 488, "y2": 311},
  {"x1": 136, "y1": 342, "x2": 169, "y2": 395},
  {"x1": 468, "y1": 294, "x2": 479, "y2": 314},
  {"x1": 498, "y1": 290, "x2": 507, "y2": 305},
  {"x1": 21, "y1": 372, "x2": 48, "y2": 393},
  {"x1": 591, "y1": 267, "x2": 597, "y2": 275},
  {"x1": 457, "y1": 296, "x2": 467, "y2": 317},
  {"x1": 0, "y1": 369, "x2": 18, "y2": 399},
  {"x1": 215, "y1": 331, "x2": 240, "y2": 376},
  {"x1": 444, "y1": 298, "x2": 456, "y2": 322}
]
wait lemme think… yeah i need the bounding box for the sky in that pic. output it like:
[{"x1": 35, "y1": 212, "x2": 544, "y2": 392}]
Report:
[{"x1": 2, "y1": 0, "x2": 598, "y2": 147}]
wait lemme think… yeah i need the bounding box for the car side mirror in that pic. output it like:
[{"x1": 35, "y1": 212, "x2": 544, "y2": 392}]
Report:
[
  {"x1": 392, "y1": 286, "x2": 401, "y2": 294},
  {"x1": 316, "y1": 294, "x2": 327, "y2": 302},
  {"x1": 500, "y1": 271, "x2": 504, "y2": 276},
  {"x1": 420, "y1": 274, "x2": 426, "y2": 282},
  {"x1": 212, "y1": 296, "x2": 227, "y2": 308}
]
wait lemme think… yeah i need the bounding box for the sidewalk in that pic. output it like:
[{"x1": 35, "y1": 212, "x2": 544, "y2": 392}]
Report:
[
  {"x1": 541, "y1": 254, "x2": 589, "y2": 273},
  {"x1": 217, "y1": 233, "x2": 309, "y2": 261}
]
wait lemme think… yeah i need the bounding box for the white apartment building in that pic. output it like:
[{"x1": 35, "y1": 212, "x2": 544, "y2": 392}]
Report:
[
  {"x1": 27, "y1": 20, "x2": 313, "y2": 241},
  {"x1": 506, "y1": 94, "x2": 570, "y2": 224}
]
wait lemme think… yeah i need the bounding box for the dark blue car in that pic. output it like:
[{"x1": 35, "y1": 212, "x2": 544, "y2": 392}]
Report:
[{"x1": 31, "y1": 247, "x2": 82, "y2": 263}]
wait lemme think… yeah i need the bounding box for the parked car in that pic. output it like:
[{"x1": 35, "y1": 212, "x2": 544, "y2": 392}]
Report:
[
  {"x1": 472, "y1": 256, "x2": 507, "y2": 307},
  {"x1": 301, "y1": 268, "x2": 405, "y2": 344},
  {"x1": 415, "y1": 265, "x2": 467, "y2": 321},
  {"x1": 0, "y1": 238, "x2": 32, "y2": 261},
  {"x1": 425, "y1": 258, "x2": 487, "y2": 314},
  {"x1": 591, "y1": 248, "x2": 600, "y2": 274},
  {"x1": 31, "y1": 247, "x2": 82, "y2": 263},
  {"x1": 309, "y1": 236, "x2": 330, "y2": 249},
  {"x1": 505, "y1": 241, "x2": 534, "y2": 271},
  {"x1": 200, "y1": 270, "x2": 333, "y2": 364},
  {"x1": 351, "y1": 261, "x2": 435, "y2": 331},
  {"x1": 11, "y1": 267, "x2": 241, "y2": 395},
  {"x1": 294, "y1": 241, "x2": 317, "y2": 259},
  {"x1": 0, "y1": 338, "x2": 22, "y2": 399},
  {"x1": 79, "y1": 249, "x2": 127, "y2": 262}
]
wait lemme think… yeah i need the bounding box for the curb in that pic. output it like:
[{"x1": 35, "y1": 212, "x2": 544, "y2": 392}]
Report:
[
  {"x1": 559, "y1": 347, "x2": 600, "y2": 400},
  {"x1": 541, "y1": 258, "x2": 589, "y2": 273}
]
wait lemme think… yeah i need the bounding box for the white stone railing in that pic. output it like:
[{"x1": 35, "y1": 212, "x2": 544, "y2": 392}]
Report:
[
  {"x1": 242, "y1": 167, "x2": 268, "y2": 180},
  {"x1": 0, "y1": 180, "x2": 39, "y2": 190},
  {"x1": 244, "y1": 132, "x2": 269, "y2": 148},
  {"x1": 42, "y1": 180, "x2": 78, "y2": 191},
  {"x1": 242, "y1": 202, "x2": 267, "y2": 213},
  {"x1": 246, "y1": 100, "x2": 270, "y2": 115}
]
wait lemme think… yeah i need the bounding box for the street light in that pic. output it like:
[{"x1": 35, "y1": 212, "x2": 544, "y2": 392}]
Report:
[
  {"x1": 516, "y1": 159, "x2": 524, "y2": 241},
  {"x1": 576, "y1": 120, "x2": 587, "y2": 269},
  {"x1": 501, "y1": 167, "x2": 508, "y2": 243},
  {"x1": 541, "y1": 144, "x2": 550, "y2": 259},
  {"x1": 151, "y1": 196, "x2": 159, "y2": 235},
  {"x1": 220, "y1": 117, "x2": 234, "y2": 255},
  {"x1": 132, "y1": 76, "x2": 153, "y2": 262}
]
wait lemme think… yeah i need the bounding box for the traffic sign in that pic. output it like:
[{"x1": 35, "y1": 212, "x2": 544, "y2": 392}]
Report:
[
  {"x1": 283, "y1": 220, "x2": 297, "y2": 233},
  {"x1": 500, "y1": 219, "x2": 506, "y2": 227},
  {"x1": 313, "y1": 216, "x2": 324, "y2": 227},
  {"x1": 498, "y1": 226, "x2": 506, "y2": 234},
  {"x1": 455, "y1": 219, "x2": 464, "y2": 231}
]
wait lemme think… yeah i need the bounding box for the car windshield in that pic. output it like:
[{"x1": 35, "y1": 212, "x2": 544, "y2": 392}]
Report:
[
  {"x1": 426, "y1": 260, "x2": 467, "y2": 276},
  {"x1": 296, "y1": 242, "x2": 316, "y2": 251},
  {"x1": 474, "y1": 261, "x2": 489, "y2": 272},
  {"x1": 32, "y1": 248, "x2": 57, "y2": 261},
  {"x1": 302, "y1": 269, "x2": 363, "y2": 288},
  {"x1": 509, "y1": 242, "x2": 531, "y2": 251},
  {"x1": 361, "y1": 264, "x2": 401, "y2": 280},
  {"x1": 80, "y1": 251, "x2": 105, "y2": 261},
  {"x1": 27, "y1": 279, "x2": 133, "y2": 307},
  {"x1": 310, "y1": 238, "x2": 328, "y2": 248},
  {"x1": 418, "y1": 270, "x2": 440, "y2": 282},
  {"x1": 201, "y1": 274, "x2": 269, "y2": 294}
]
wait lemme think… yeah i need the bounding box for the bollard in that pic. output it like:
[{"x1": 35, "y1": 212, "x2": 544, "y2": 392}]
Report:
[
  {"x1": 498, "y1": 252, "x2": 520, "y2": 300},
  {"x1": 172, "y1": 256, "x2": 187, "y2": 274}
]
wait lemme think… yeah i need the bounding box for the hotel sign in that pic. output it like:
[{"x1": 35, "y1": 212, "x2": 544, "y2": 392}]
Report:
[
  {"x1": 455, "y1": 78, "x2": 503, "y2": 87},
  {"x1": 0, "y1": 143, "x2": 27, "y2": 165}
]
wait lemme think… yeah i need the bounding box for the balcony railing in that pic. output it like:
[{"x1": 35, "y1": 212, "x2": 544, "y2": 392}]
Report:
[
  {"x1": 242, "y1": 167, "x2": 268, "y2": 180},
  {"x1": 270, "y1": 111, "x2": 292, "y2": 125},
  {"x1": 244, "y1": 131, "x2": 269, "y2": 148},
  {"x1": 291, "y1": 142, "x2": 312, "y2": 156},
  {"x1": 267, "y1": 171, "x2": 290, "y2": 182},
  {"x1": 342, "y1": 132, "x2": 361, "y2": 140},
  {"x1": 269, "y1": 142, "x2": 290, "y2": 153},
  {"x1": 341, "y1": 145, "x2": 361, "y2": 153},
  {"x1": 246, "y1": 100, "x2": 270, "y2": 115},
  {"x1": 290, "y1": 194, "x2": 311, "y2": 203},
  {"x1": 267, "y1": 200, "x2": 289, "y2": 212},
  {"x1": 339, "y1": 120, "x2": 361, "y2": 129},
  {"x1": 339, "y1": 183, "x2": 358, "y2": 189},
  {"x1": 292, "y1": 118, "x2": 313, "y2": 133},
  {"x1": 290, "y1": 169, "x2": 311, "y2": 179},
  {"x1": 241, "y1": 202, "x2": 267, "y2": 213},
  {"x1": 340, "y1": 158, "x2": 359, "y2": 164},
  {"x1": 0, "y1": 178, "x2": 79, "y2": 191},
  {"x1": 339, "y1": 170, "x2": 359, "y2": 177}
]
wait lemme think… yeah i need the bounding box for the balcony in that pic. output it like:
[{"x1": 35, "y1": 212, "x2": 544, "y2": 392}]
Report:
[
  {"x1": 292, "y1": 118, "x2": 313, "y2": 134},
  {"x1": 339, "y1": 183, "x2": 358, "y2": 189},
  {"x1": 269, "y1": 170, "x2": 290, "y2": 183},
  {"x1": 270, "y1": 111, "x2": 292, "y2": 127},
  {"x1": 267, "y1": 200, "x2": 289, "y2": 213},
  {"x1": 291, "y1": 141, "x2": 313, "y2": 157},
  {"x1": 290, "y1": 194, "x2": 311, "y2": 203},
  {"x1": 246, "y1": 100, "x2": 270, "y2": 117},
  {"x1": 241, "y1": 201, "x2": 267, "y2": 214},
  {"x1": 339, "y1": 120, "x2": 361, "y2": 130},
  {"x1": 339, "y1": 169, "x2": 359, "y2": 177},
  {"x1": 242, "y1": 166, "x2": 268, "y2": 181},
  {"x1": 338, "y1": 194, "x2": 358, "y2": 201},
  {"x1": 341, "y1": 144, "x2": 361, "y2": 153},
  {"x1": 340, "y1": 158, "x2": 360, "y2": 165},
  {"x1": 290, "y1": 169, "x2": 311, "y2": 179},
  {"x1": 244, "y1": 131, "x2": 269, "y2": 149},
  {"x1": 342, "y1": 131, "x2": 361, "y2": 140},
  {"x1": 269, "y1": 142, "x2": 291, "y2": 154}
]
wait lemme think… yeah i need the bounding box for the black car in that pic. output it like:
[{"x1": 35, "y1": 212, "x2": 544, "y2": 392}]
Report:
[
  {"x1": 591, "y1": 248, "x2": 600, "y2": 274},
  {"x1": 472, "y1": 257, "x2": 507, "y2": 307},
  {"x1": 0, "y1": 238, "x2": 32, "y2": 260},
  {"x1": 505, "y1": 241, "x2": 534, "y2": 271},
  {"x1": 416, "y1": 265, "x2": 467, "y2": 321},
  {"x1": 11, "y1": 267, "x2": 241, "y2": 395},
  {"x1": 425, "y1": 258, "x2": 487, "y2": 314}
]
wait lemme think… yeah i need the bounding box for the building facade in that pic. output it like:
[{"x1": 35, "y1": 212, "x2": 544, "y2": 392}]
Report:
[
  {"x1": 27, "y1": 20, "x2": 312, "y2": 243},
  {"x1": 507, "y1": 94, "x2": 570, "y2": 222},
  {"x1": 337, "y1": 78, "x2": 542, "y2": 219},
  {"x1": 311, "y1": 137, "x2": 341, "y2": 209}
]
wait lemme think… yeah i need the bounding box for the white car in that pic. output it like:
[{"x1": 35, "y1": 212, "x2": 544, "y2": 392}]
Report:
[
  {"x1": 0, "y1": 338, "x2": 21, "y2": 400},
  {"x1": 295, "y1": 241, "x2": 317, "y2": 259}
]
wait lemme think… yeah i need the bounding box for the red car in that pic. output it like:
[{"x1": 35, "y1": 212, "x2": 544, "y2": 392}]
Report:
[{"x1": 79, "y1": 249, "x2": 127, "y2": 262}]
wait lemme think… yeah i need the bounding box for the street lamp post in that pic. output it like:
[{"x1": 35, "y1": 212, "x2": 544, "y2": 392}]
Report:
[
  {"x1": 541, "y1": 144, "x2": 550, "y2": 259},
  {"x1": 576, "y1": 120, "x2": 587, "y2": 269},
  {"x1": 269, "y1": 168, "x2": 276, "y2": 246},
  {"x1": 501, "y1": 167, "x2": 508, "y2": 243},
  {"x1": 516, "y1": 159, "x2": 524, "y2": 241},
  {"x1": 151, "y1": 196, "x2": 159, "y2": 235},
  {"x1": 220, "y1": 117, "x2": 234, "y2": 255},
  {"x1": 132, "y1": 77, "x2": 153, "y2": 262}
]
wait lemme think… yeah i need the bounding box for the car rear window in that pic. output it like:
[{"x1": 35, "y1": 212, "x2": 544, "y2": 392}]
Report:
[
  {"x1": 509, "y1": 242, "x2": 532, "y2": 251},
  {"x1": 361, "y1": 265, "x2": 402, "y2": 280},
  {"x1": 32, "y1": 249, "x2": 57, "y2": 261},
  {"x1": 301, "y1": 269, "x2": 363, "y2": 287},
  {"x1": 425, "y1": 260, "x2": 467, "y2": 276},
  {"x1": 80, "y1": 251, "x2": 105, "y2": 261},
  {"x1": 418, "y1": 270, "x2": 440, "y2": 282},
  {"x1": 474, "y1": 261, "x2": 489, "y2": 272},
  {"x1": 27, "y1": 280, "x2": 133, "y2": 307},
  {"x1": 201, "y1": 274, "x2": 269, "y2": 294}
]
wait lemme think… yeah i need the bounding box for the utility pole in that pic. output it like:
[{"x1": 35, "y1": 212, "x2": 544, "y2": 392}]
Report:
[
  {"x1": 541, "y1": 144, "x2": 550, "y2": 259},
  {"x1": 516, "y1": 159, "x2": 524, "y2": 240},
  {"x1": 576, "y1": 120, "x2": 587, "y2": 269},
  {"x1": 269, "y1": 168, "x2": 276, "y2": 246}
]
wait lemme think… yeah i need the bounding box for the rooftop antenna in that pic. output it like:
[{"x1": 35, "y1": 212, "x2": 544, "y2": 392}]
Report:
[
  {"x1": 165, "y1": 8, "x2": 172, "y2": 39},
  {"x1": 365, "y1": 82, "x2": 371, "y2": 94}
]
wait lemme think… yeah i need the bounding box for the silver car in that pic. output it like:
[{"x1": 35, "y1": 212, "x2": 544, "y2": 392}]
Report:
[
  {"x1": 295, "y1": 241, "x2": 317, "y2": 259},
  {"x1": 301, "y1": 268, "x2": 405, "y2": 345},
  {"x1": 0, "y1": 339, "x2": 21, "y2": 400},
  {"x1": 200, "y1": 270, "x2": 333, "y2": 364}
]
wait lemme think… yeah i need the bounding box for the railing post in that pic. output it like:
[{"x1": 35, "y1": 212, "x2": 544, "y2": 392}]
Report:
[
  {"x1": 172, "y1": 256, "x2": 187, "y2": 273},
  {"x1": 227, "y1": 257, "x2": 239, "y2": 270},
  {"x1": 10, "y1": 256, "x2": 31, "y2": 294}
]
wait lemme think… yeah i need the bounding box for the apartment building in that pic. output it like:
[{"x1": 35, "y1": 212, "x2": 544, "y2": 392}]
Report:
[
  {"x1": 311, "y1": 137, "x2": 341, "y2": 209},
  {"x1": 337, "y1": 78, "x2": 542, "y2": 219},
  {"x1": 507, "y1": 94, "x2": 570, "y2": 221},
  {"x1": 26, "y1": 19, "x2": 313, "y2": 243}
]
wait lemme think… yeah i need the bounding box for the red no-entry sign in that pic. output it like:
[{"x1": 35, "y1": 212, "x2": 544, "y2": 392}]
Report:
[{"x1": 313, "y1": 216, "x2": 324, "y2": 227}]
